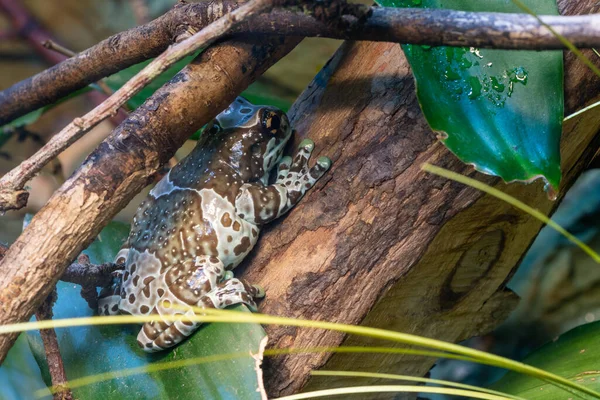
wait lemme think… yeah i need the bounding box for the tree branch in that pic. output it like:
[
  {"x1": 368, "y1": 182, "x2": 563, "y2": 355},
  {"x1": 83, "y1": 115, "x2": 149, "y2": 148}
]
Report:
[
  {"x1": 0, "y1": 0, "x2": 276, "y2": 212},
  {"x1": 34, "y1": 291, "x2": 72, "y2": 400},
  {"x1": 61, "y1": 254, "x2": 122, "y2": 310},
  {"x1": 1, "y1": 1, "x2": 600, "y2": 126},
  {"x1": 242, "y1": 0, "x2": 600, "y2": 394},
  {"x1": 0, "y1": 243, "x2": 71, "y2": 399},
  {"x1": 0, "y1": 33, "x2": 300, "y2": 364}
]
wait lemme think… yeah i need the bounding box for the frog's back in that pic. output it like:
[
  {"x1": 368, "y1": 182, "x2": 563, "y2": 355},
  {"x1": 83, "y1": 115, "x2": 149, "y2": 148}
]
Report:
[{"x1": 118, "y1": 156, "x2": 259, "y2": 316}]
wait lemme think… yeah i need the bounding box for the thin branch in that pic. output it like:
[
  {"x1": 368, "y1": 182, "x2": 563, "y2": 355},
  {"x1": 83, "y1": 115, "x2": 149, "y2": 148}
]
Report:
[
  {"x1": 0, "y1": 0, "x2": 66, "y2": 64},
  {"x1": 62, "y1": 254, "x2": 121, "y2": 289},
  {"x1": 62, "y1": 254, "x2": 122, "y2": 310},
  {"x1": 0, "y1": 0, "x2": 276, "y2": 212},
  {"x1": 0, "y1": 243, "x2": 71, "y2": 399},
  {"x1": 0, "y1": 242, "x2": 120, "y2": 308},
  {"x1": 1, "y1": 1, "x2": 600, "y2": 127},
  {"x1": 42, "y1": 40, "x2": 76, "y2": 58},
  {"x1": 34, "y1": 292, "x2": 73, "y2": 400}
]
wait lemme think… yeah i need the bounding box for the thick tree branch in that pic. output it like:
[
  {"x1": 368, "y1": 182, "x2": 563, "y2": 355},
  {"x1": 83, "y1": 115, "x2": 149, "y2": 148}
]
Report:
[
  {"x1": 0, "y1": 0, "x2": 276, "y2": 212},
  {"x1": 241, "y1": 0, "x2": 600, "y2": 395},
  {"x1": 0, "y1": 34, "x2": 300, "y2": 364},
  {"x1": 2, "y1": 2, "x2": 600, "y2": 126}
]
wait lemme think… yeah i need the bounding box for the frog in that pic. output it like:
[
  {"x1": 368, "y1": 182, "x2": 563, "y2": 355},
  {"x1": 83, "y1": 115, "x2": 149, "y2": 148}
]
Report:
[{"x1": 97, "y1": 97, "x2": 330, "y2": 352}]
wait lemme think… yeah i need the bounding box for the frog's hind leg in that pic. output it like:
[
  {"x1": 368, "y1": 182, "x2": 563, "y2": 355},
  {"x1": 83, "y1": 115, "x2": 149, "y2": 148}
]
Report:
[
  {"x1": 205, "y1": 278, "x2": 263, "y2": 312},
  {"x1": 136, "y1": 255, "x2": 226, "y2": 352},
  {"x1": 138, "y1": 277, "x2": 263, "y2": 352}
]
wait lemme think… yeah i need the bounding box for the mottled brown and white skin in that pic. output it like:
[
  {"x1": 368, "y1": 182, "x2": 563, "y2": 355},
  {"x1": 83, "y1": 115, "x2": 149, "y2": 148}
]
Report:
[{"x1": 98, "y1": 97, "x2": 330, "y2": 352}]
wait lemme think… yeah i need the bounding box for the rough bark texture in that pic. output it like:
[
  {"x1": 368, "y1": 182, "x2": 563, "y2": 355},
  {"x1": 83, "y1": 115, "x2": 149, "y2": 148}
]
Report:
[
  {"x1": 239, "y1": 0, "x2": 600, "y2": 396},
  {"x1": 3, "y1": 0, "x2": 600, "y2": 125},
  {"x1": 0, "y1": 36, "x2": 300, "y2": 364}
]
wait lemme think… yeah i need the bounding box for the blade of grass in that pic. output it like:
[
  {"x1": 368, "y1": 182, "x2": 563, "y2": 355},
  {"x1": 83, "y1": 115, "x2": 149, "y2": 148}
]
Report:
[
  {"x1": 311, "y1": 370, "x2": 525, "y2": 400},
  {"x1": 510, "y1": 0, "x2": 600, "y2": 77},
  {"x1": 564, "y1": 99, "x2": 600, "y2": 121},
  {"x1": 275, "y1": 385, "x2": 516, "y2": 400},
  {"x1": 38, "y1": 346, "x2": 478, "y2": 396},
  {"x1": 4, "y1": 310, "x2": 599, "y2": 399},
  {"x1": 421, "y1": 163, "x2": 600, "y2": 263}
]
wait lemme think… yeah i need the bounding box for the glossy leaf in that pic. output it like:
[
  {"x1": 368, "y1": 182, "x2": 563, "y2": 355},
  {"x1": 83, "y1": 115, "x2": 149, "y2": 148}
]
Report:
[
  {"x1": 377, "y1": 0, "x2": 564, "y2": 193},
  {"x1": 27, "y1": 221, "x2": 266, "y2": 399},
  {"x1": 492, "y1": 321, "x2": 600, "y2": 399},
  {"x1": 0, "y1": 334, "x2": 49, "y2": 400}
]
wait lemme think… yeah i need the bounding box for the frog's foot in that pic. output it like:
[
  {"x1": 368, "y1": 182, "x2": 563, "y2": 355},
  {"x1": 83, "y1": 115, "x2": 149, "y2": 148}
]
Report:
[
  {"x1": 135, "y1": 256, "x2": 227, "y2": 352},
  {"x1": 97, "y1": 270, "x2": 124, "y2": 316},
  {"x1": 276, "y1": 139, "x2": 331, "y2": 203},
  {"x1": 136, "y1": 277, "x2": 263, "y2": 352},
  {"x1": 205, "y1": 278, "x2": 262, "y2": 311}
]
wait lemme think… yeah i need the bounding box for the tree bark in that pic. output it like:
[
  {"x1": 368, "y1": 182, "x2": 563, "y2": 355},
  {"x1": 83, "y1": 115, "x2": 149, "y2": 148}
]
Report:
[{"x1": 240, "y1": 0, "x2": 600, "y2": 396}]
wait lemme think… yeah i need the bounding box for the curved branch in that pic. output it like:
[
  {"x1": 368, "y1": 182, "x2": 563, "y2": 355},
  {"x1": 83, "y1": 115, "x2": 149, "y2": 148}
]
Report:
[
  {"x1": 0, "y1": 0, "x2": 275, "y2": 212},
  {"x1": 0, "y1": 35, "x2": 300, "y2": 364},
  {"x1": 1, "y1": 2, "x2": 600, "y2": 125}
]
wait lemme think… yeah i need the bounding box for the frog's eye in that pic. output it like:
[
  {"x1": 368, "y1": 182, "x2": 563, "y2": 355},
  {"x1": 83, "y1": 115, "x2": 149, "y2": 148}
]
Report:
[
  {"x1": 206, "y1": 123, "x2": 220, "y2": 135},
  {"x1": 262, "y1": 111, "x2": 281, "y2": 134}
]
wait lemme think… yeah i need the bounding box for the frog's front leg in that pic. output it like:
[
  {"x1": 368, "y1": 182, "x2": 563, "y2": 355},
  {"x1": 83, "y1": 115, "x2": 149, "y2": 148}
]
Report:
[
  {"x1": 97, "y1": 248, "x2": 129, "y2": 316},
  {"x1": 235, "y1": 139, "x2": 331, "y2": 224}
]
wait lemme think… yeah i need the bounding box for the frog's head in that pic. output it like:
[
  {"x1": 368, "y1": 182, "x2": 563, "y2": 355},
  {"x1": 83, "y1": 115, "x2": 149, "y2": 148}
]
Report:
[{"x1": 207, "y1": 97, "x2": 292, "y2": 183}]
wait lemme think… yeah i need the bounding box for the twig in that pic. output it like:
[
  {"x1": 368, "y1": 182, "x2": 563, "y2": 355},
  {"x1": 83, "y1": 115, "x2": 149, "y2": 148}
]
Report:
[
  {"x1": 34, "y1": 291, "x2": 73, "y2": 400},
  {"x1": 42, "y1": 40, "x2": 76, "y2": 58},
  {"x1": 0, "y1": 0, "x2": 276, "y2": 212},
  {"x1": 62, "y1": 254, "x2": 122, "y2": 309},
  {"x1": 0, "y1": 243, "x2": 71, "y2": 399},
  {"x1": 0, "y1": 0, "x2": 66, "y2": 64},
  {"x1": 0, "y1": 242, "x2": 120, "y2": 309}
]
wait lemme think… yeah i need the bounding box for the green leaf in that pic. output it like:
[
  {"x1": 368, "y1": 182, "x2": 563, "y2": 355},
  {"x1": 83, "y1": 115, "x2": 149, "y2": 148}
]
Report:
[
  {"x1": 27, "y1": 221, "x2": 267, "y2": 399},
  {"x1": 0, "y1": 334, "x2": 50, "y2": 400},
  {"x1": 0, "y1": 108, "x2": 46, "y2": 149},
  {"x1": 377, "y1": 0, "x2": 564, "y2": 193},
  {"x1": 492, "y1": 321, "x2": 600, "y2": 399},
  {"x1": 0, "y1": 86, "x2": 93, "y2": 149}
]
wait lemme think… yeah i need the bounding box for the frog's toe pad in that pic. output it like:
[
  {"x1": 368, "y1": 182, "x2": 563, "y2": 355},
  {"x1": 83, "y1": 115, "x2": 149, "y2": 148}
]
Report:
[
  {"x1": 316, "y1": 156, "x2": 331, "y2": 171},
  {"x1": 298, "y1": 139, "x2": 315, "y2": 152}
]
